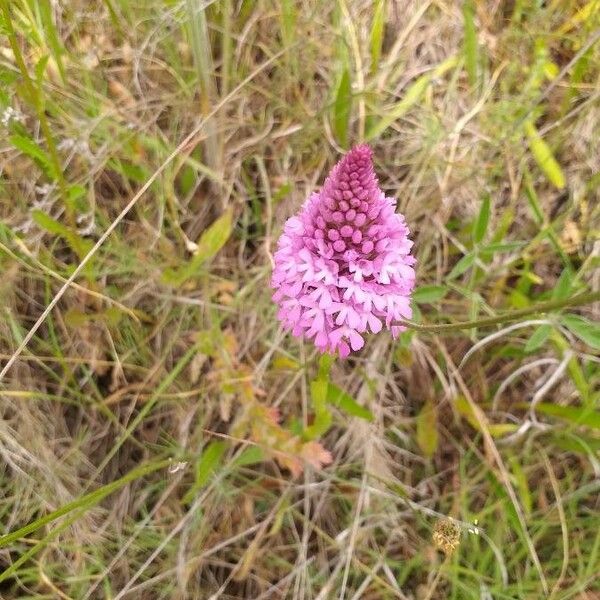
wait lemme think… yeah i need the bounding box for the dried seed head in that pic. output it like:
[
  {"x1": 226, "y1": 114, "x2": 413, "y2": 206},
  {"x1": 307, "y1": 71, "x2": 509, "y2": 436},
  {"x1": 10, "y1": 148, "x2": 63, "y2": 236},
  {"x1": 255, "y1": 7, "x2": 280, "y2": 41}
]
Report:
[{"x1": 432, "y1": 518, "x2": 461, "y2": 555}]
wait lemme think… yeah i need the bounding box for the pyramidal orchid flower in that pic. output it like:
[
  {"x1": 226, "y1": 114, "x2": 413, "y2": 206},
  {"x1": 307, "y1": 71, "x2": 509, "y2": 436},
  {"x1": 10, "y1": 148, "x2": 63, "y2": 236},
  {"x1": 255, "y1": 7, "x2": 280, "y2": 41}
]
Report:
[{"x1": 271, "y1": 145, "x2": 416, "y2": 358}]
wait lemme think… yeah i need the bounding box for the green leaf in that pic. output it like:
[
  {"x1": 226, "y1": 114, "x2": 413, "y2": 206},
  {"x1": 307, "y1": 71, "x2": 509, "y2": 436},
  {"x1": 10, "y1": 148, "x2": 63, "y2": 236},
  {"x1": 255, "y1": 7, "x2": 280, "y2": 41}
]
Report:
[
  {"x1": 10, "y1": 133, "x2": 59, "y2": 181},
  {"x1": 311, "y1": 379, "x2": 328, "y2": 407},
  {"x1": 524, "y1": 120, "x2": 566, "y2": 190},
  {"x1": 561, "y1": 314, "x2": 600, "y2": 350},
  {"x1": 304, "y1": 379, "x2": 333, "y2": 440},
  {"x1": 195, "y1": 208, "x2": 233, "y2": 261},
  {"x1": 416, "y1": 400, "x2": 438, "y2": 457},
  {"x1": 273, "y1": 182, "x2": 292, "y2": 204},
  {"x1": 280, "y1": 0, "x2": 296, "y2": 48},
  {"x1": 39, "y1": 0, "x2": 66, "y2": 81},
  {"x1": 34, "y1": 55, "x2": 50, "y2": 84},
  {"x1": 462, "y1": 0, "x2": 479, "y2": 88},
  {"x1": 317, "y1": 353, "x2": 334, "y2": 380},
  {"x1": 66, "y1": 184, "x2": 89, "y2": 213},
  {"x1": 326, "y1": 383, "x2": 373, "y2": 421},
  {"x1": 456, "y1": 396, "x2": 518, "y2": 437},
  {"x1": 447, "y1": 252, "x2": 475, "y2": 279},
  {"x1": 412, "y1": 285, "x2": 448, "y2": 304},
  {"x1": 369, "y1": 0, "x2": 385, "y2": 74},
  {"x1": 473, "y1": 195, "x2": 490, "y2": 244},
  {"x1": 552, "y1": 268, "x2": 574, "y2": 301},
  {"x1": 195, "y1": 441, "x2": 226, "y2": 488},
  {"x1": 524, "y1": 171, "x2": 545, "y2": 226},
  {"x1": 366, "y1": 56, "x2": 457, "y2": 140},
  {"x1": 332, "y1": 68, "x2": 352, "y2": 148},
  {"x1": 479, "y1": 241, "x2": 526, "y2": 257},
  {"x1": 508, "y1": 456, "x2": 532, "y2": 517},
  {"x1": 535, "y1": 402, "x2": 600, "y2": 430},
  {"x1": 551, "y1": 432, "x2": 600, "y2": 455},
  {"x1": 0, "y1": 458, "x2": 170, "y2": 552},
  {"x1": 32, "y1": 209, "x2": 93, "y2": 260},
  {"x1": 108, "y1": 158, "x2": 149, "y2": 184},
  {"x1": 524, "y1": 324, "x2": 552, "y2": 353},
  {"x1": 162, "y1": 209, "x2": 234, "y2": 286},
  {"x1": 232, "y1": 445, "x2": 264, "y2": 468}
]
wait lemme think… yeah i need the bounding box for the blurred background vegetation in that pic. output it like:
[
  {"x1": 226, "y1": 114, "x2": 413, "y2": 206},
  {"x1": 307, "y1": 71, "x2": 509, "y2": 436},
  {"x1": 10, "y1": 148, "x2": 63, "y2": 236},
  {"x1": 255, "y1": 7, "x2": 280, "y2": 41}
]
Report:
[{"x1": 0, "y1": 0, "x2": 599, "y2": 598}]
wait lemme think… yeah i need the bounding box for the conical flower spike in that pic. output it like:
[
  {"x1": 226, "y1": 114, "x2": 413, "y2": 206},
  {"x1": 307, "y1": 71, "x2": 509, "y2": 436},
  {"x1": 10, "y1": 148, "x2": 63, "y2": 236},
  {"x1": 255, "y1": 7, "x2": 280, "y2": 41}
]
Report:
[{"x1": 271, "y1": 145, "x2": 416, "y2": 357}]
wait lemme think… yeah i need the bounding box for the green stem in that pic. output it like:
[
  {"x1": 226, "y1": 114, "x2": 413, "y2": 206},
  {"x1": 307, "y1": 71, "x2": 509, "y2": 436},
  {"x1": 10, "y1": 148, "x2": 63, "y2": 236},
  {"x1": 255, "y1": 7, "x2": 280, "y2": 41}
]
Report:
[
  {"x1": 402, "y1": 290, "x2": 600, "y2": 333},
  {"x1": 0, "y1": 0, "x2": 72, "y2": 224}
]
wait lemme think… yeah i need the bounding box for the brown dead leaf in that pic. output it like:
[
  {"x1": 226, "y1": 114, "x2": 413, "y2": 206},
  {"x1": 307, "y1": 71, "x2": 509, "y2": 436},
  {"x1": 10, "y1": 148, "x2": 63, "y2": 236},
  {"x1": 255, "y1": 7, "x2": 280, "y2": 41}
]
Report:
[
  {"x1": 561, "y1": 220, "x2": 581, "y2": 253},
  {"x1": 108, "y1": 79, "x2": 136, "y2": 107},
  {"x1": 300, "y1": 441, "x2": 333, "y2": 471}
]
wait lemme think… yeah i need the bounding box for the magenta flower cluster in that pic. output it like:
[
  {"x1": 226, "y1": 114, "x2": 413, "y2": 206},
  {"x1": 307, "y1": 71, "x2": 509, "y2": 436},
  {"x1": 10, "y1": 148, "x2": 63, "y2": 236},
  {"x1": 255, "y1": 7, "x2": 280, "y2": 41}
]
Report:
[{"x1": 271, "y1": 145, "x2": 416, "y2": 357}]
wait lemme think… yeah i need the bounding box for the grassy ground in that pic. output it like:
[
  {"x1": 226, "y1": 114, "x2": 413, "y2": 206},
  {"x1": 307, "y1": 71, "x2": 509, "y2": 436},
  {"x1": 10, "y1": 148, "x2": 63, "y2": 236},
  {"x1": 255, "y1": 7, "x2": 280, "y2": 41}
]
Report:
[{"x1": 1, "y1": 0, "x2": 599, "y2": 598}]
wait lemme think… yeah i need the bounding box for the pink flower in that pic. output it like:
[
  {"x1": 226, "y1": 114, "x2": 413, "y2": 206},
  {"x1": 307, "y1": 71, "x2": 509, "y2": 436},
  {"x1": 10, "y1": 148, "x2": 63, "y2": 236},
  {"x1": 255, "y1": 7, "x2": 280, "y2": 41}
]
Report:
[{"x1": 271, "y1": 145, "x2": 415, "y2": 358}]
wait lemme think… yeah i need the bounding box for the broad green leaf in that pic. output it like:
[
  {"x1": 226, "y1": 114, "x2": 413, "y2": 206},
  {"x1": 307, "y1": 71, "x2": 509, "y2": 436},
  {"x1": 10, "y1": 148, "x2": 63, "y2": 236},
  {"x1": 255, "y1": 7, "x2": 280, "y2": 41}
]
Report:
[
  {"x1": 366, "y1": 56, "x2": 458, "y2": 140},
  {"x1": 551, "y1": 432, "x2": 600, "y2": 455},
  {"x1": 317, "y1": 353, "x2": 334, "y2": 380},
  {"x1": 456, "y1": 396, "x2": 517, "y2": 437},
  {"x1": 561, "y1": 314, "x2": 600, "y2": 350},
  {"x1": 10, "y1": 133, "x2": 59, "y2": 181},
  {"x1": 326, "y1": 383, "x2": 373, "y2": 421},
  {"x1": 195, "y1": 441, "x2": 226, "y2": 488},
  {"x1": 304, "y1": 407, "x2": 332, "y2": 440},
  {"x1": 462, "y1": 0, "x2": 479, "y2": 88},
  {"x1": 524, "y1": 324, "x2": 552, "y2": 353},
  {"x1": 473, "y1": 195, "x2": 490, "y2": 244},
  {"x1": 108, "y1": 158, "x2": 149, "y2": 184},
  {"x1": 232, "y1": 445, "x2": 264, "y2": 468},
  {"x1": 271, "y1": 356, "x2": 300, "y2": 370},
  {"x1": 64, "y1": 308, "x2": 123, "y2": 328},
  {"x1": 195, "y1": 208, "x2": 233, "y2": 261},
  {"x1": 491, "y1": 206, "x2": 515, "y2": 243},
  {"x1": 162, "y1": 209, "x2": 233, "y2": 286},
  {"x1": 416, "y1": 400, "x2": 438, "y2": 457},
  {"x1": 310, "y1": 379, "x2": 328, "y2": 408},
  {"x1": 447, "y1": 252, "x2": 475, "y2": 279},
  {"x1": 67, "y1": 184, "x2": 88, "y2": 213},
  {"x1": 305, "y1": 379, "x2": 333, "y2": 439},
  {"x1": 32, "y1": 209, "x2": 93, "y2": 260},
  {"x1": 332, "y1": 68, "x2": 352, "y2": 148},
  {"x1": 488, "y1": 423, "x2": 519, "y2": 437},
  {"x1": 412, "y1": 285, "x2": 448, "y2": 304},
  {"x1": 369, "y1": 0, "x2": 385, "y2": 74},
  {"x1": 273, "y1": 182, "x2": 292, "y2": 204},
  {"x1": 535, "y1": 402, "x2": 600, "y2": 430},
  {"x1": 524, "y1": 121, "x2": 566, "y2": 190},
  {"x1": 552, "y1": 269, "x2": 574, "y2": 300}
]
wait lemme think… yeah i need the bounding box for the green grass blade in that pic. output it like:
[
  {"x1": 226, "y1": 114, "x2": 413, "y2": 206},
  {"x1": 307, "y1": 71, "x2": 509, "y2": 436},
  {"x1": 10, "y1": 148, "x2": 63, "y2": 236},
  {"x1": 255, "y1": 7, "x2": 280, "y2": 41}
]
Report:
[
  {"x1": 332, "y1": 67, "x2": 352, "y2": 148},
  {"x1": 366, "y1": 55, "x2": 458, "y2": 140},
  {"x1": 462, "y1": 0, "x2": 479, "y2": 88},
  {"x1": 369, "y1": 0, "x2": 385, "y2": 75},
  {"x1": 524, "y1": 121, "x2": 566, "y2": 190},
  {"x1": 0, "y1": 458, "x2": 170, "y2": 551}
]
